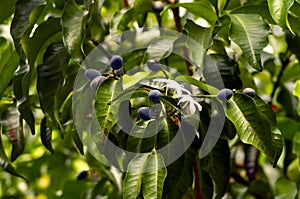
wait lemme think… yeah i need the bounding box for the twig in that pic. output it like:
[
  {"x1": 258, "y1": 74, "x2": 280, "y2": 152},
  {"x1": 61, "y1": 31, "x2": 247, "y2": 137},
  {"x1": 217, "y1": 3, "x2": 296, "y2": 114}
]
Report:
[
  {"x1": 166, "y1": 0, "x2": 193, "y2": 75},
  {"x1": 193, "y1": 161, "x2": 202, "y2": 199},
  {"x1": 123, "y1": 0, "x2": 129, "y2": 8}
]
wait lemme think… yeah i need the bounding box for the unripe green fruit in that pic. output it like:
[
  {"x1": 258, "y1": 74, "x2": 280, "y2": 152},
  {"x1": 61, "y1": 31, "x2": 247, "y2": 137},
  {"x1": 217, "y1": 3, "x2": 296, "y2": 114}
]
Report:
[
  {"x1": 243, "y1": 87, "x2": 256, "y2": 97},
  {"x1": 84, "y1": 69, "x2": 101, "y2": 80},
  {"x1": 147, "y1": 60, "x2": 161, "y2": 71},
  {"x1": 153, "y1": 1, "x2": 164, "y2": 13},
  {"x1": 110, "y1": 55, "x2": 123, "y2": 70},
  {"x1": 217, "y1": 88, "x2": 233, "y2": 101},
  {"x1": 138, "y1": 107, "x2": 152, "y2": 120}
]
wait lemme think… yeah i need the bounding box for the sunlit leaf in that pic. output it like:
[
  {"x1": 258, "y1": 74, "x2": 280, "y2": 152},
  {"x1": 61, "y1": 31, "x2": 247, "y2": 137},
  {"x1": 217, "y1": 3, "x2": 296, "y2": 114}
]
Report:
[
  {"x1": 229, "y1": 14, "x2": 269, "y2": 71},
  {"x1": 178, "y1": 1, "x2": 218, "y2": 26},
  {"x1": 123, "y1": 153, "x2": 150, "y2": 199},
  {"x1": 61, "y1": 0, "x2": 85, "y2": 61},
  {"x1": 10, "y1": 0, "x2": 46, "y2": 59},
  {"x1": 267, "y1": 0, "x2": 294, "y2": 27},
  {"x1": 143, "y1": 153, "x2": 167, "y2": 199},
  {"x1": 226, "y1": 93, "x2": 282, "y2": 166},
  {"x1": 293, "y1": 80, "x2": 300, "y2": 115}
]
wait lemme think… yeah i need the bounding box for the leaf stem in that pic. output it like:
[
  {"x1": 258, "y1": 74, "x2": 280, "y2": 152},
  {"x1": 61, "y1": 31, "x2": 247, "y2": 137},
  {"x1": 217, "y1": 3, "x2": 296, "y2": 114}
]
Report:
[{"x1": 192, "y1": 94, "x2": 217, "y2": 98}]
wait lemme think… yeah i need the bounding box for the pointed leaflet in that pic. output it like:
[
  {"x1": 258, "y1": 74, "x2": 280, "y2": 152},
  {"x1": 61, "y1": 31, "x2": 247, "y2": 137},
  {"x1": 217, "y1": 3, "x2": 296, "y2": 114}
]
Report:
[
  {"x1": 143, "y1": 153, "x2": 167, "y2": 199},
  {"x1": 37, "y1": 43, "x2": 69, "y2": 134},
  {"x1": 0, "y1": 51, "x2": 19, "y2": 98},
  {"x1": 123, "y1": 153, "x2": 150, "y2": 199},
  {"x1": 0, "y1": 125, "x2": 26, "y2": 180},
  {"x1": 184, "y1": 19, "x2": 212, "y2": 67},
  {"x1": 267, "y1": 0, "x2": 294, "y2": 28},
  {"x1": 24, "y1": 17, "x2": 62, "y2": 68},
  {"x1": 13, "y1": 61, "x2": 36, "y2": 135},
  {"x1": 225, "y1": 93, "x2": 281, "y2": 165},
  {"x1": 179, "y1": 1, "x2": 218, "y2": 26},
  {"x1": 229, "y1": 14, "x2": 269, "y2": 71},
  {"x1": 95, "y1": 78, "x2": 122, "y2": 135},
  {"x1": 61, "y1": 0, "x2": 86, "y2": 61},
  {"x1": 40, "y1": 117, "x2": 53, "y2": 153},
  {"x1": 10, "y1": 0, "x2": 46, "y2": 59}
]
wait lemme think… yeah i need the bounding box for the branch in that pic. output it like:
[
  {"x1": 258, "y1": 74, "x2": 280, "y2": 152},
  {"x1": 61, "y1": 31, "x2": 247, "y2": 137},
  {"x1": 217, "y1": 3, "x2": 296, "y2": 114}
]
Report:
[
  {"x1": 193, "y1": 161, "x2": 202, "y2": 199},
  {"x1": 166, "y1": 0, "x2": 193, "y2": 75},
  {"x1": 123, "y1": 0, "x2": 129, "y2": 8}
]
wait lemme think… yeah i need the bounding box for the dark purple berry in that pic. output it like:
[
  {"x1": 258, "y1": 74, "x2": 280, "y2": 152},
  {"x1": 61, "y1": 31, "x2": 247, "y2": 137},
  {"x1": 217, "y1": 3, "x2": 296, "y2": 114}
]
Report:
[
  {"x1": 147, "y1": 60, "x2": 161, "y2": 71},
  {"x1": 138, "y1": 107, "x2": 153, "y2": 120},
  {"x1": 217, "y1": 88, "x2": 233, "y2": 101},
  {"x1": 153, "y1": 1, "x2": 164, "y2": 13},
  {"x1": 77, "y1": 170, "x2": 88, "y2": 180},
  {"x1": 84, "y1": 69, "x2": 101, "y2": 80},
  {"x1": 90, "y1": 76, "x2": 106, "y2": 90},
  {"x1": 148, "y1": 90, "x2": 161, "y2": 103},
  {"x1": 243, "y1": 87, "x2": 256, "y2": 97},
  {"x1": 110, "y1": 55, "x2": 123, "y2": 70}
]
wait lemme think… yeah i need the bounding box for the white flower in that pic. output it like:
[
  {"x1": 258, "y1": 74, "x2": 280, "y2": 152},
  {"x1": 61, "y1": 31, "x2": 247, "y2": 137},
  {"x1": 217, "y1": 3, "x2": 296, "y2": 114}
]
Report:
[
  {"x1": 176, "y1": 95, "x2": 202, "y2": 114},
  {"x1": 153, "y1": 78, "x2": 191, "y2": 95}
]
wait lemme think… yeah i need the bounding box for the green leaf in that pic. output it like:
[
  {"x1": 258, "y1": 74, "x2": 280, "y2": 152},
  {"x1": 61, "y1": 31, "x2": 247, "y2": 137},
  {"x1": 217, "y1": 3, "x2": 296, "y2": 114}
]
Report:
[
  {"x1": 123, "y1": 153, "x2": 150, "y2": 199},
  {"x1": 275, "y1": 177, "x2": 297, "y2": 199},
  {"x1": 13, "y1": 62, "x2": 36, "y2": 135},
  {"x1": 199, "y1": 139, "x2": 230, "y2": 199},
  {"x1": 293, "y1": 80, "x2": 300, "y2": 115},
  {"x1": 37, "y1": 43, "x2": 69, "y2": 133},
  {"x1": 71, "y1": 127, "x2": 84, "y2": 155},
  {"x1": 126, "y1": 122, "x2": 155, "y2": 153},
  {"x1": 278, "y1": 117, "x2": 300, "y2": 140},
  {"x1": 24, "y1": 17, "x2": 62, "y2": 68},
  {"x1": 229, "y1": 14, "x2": 269, "y2": 71},
  {"x1": 293, "y1": 132, "x2": 300, "y2": 158},
  {"x1": 280, "y1": 62, "x2": 300, "y2": 83},
  {"x1": 143, "y1": 153, "x2": 167, "y2": 199},
  {"x1": 115, "y1": 0, "x2": 152, "y2": 32},
  {"x1": 10, "y1": 0, "x2": 46, "y2": 59},
  {"x1": 231, "y1": 4, "x2": 275, "y2": 24},
  {"x1": 267, "y1": 0, "x2": 294, "y2": 27},
  {"x1": 0, "y1": 125, "x2": 26, "y2": 180},
  {"x1": 210, "y1": 54, "x2": 242, "y2": 89},
  {"x1": 0, "y1": 0, "x2": 17, "y2": 23},
  {"x1": 166, "y1": 147, "x2": 196, "y2": 198},
  {"x1": 175, "y1": 75, "x2": 219, "y2": 94},
  {"x1": 184, "y1": 19, "x2": 213, "y2": 67},
  {"x1": 225, "y1": 93, "x2": 281, "y2": 166},
  {"x1": 95, "y1": 78, "x2": 121, "y2": 134},
  {"x1": 40, "y1": 117, "x2": 53, "y2": 153},
  {"x1": 253, "y1": 95, "x2": 277, "y2": 126},
  {"x1": 61, "y1": 0, "x2": 86, "y2": 61},
  {"x1": 0, "y1": 51, "x2": 19, "y2": 98},
  {"x1": 10, "y1": 118, "x2": 25, "y2": 162},
  {"x1": 178, "y1": 1, "x2": 218, "y2": 26},
  {"x1": 146, "y1": 38, "x2": 174, "y2": 60}
]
